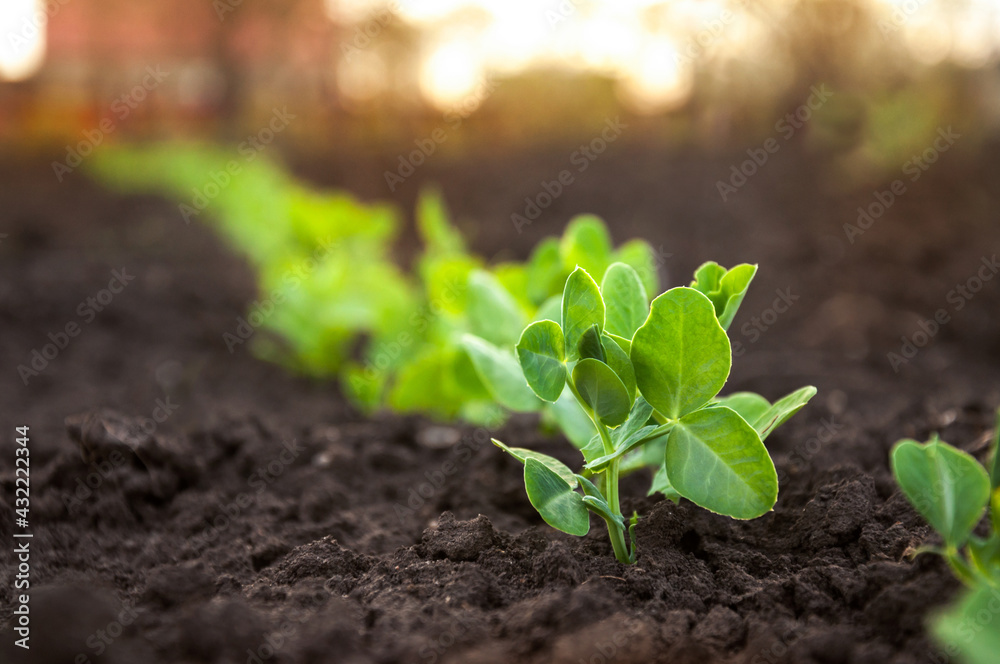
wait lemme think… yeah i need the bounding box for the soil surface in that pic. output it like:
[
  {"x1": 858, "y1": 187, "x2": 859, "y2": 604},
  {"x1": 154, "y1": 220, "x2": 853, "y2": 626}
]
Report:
[{"x1": 2, "y1": 137, "x2": 1000, "y2": 664}]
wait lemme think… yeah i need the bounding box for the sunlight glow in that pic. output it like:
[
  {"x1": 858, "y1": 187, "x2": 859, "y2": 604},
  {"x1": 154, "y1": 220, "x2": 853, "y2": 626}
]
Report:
[
  {"x1": 0, "y1": 0, "x2": 47, "y2": 81},
  {"x1": 324, "y1": 0, "x2": 1000, "y2": 111},
  {"x1": 419, "y1": 39, "x2": 484, "y2": 108}
]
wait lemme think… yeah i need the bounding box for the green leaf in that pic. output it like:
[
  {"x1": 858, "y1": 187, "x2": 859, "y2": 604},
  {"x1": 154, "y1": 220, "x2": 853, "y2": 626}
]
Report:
[
  {"x1": 561, "y1": 267, "x2": 605, "y2": 359},
  {"x1": 713, "y1": 392, "x2": 771, "y2": 425},
  {"x1": 572, "y1": 358, "x2": 631, "y2": 428},
  {"x1": 467, "y1": 270, "x2": 527, "y2": 346},
  {"x1": 524, "y1": 458, "x2": 591, "y2": 536},
  {"x1": 461, "y1": 335, "x2": 541, "y2": 413},
  {"x1": 666, "y1": 406, "x2": 778, "y2": 519},
  {"x1": 601, "y1": 334, "x2": 637, "y2": 404},
  {"x1": 690, "y1": 262, "x2": 758, "y2": 330},
  {"x1": 559, "y1": 215, "x2": 613, "y2": 278},
  {"x1": 752, "y1": 386, "x2": 817, "y2": 440},
  {"x1": 493, "y1": 439, "x2": 577, "y2": 486},
  {"x1": 605, "y1": 332, "x2": 631, "y2": 355},
  {"x1": 515, "y1": 320, "x2": 567, "y2": 402},
  {"x1": 891, "y1": 437, "x2": 991, "y2": 548},
  {"x1": 648, "y1": 463, "x2": 681, "y2": 503},
  {"x1": 690, "y1": 262, "x2": 726, "y2": 294},
  {"x1": 614, "y1": 239, "x2": 659, "y2": 297},
  {"x1": 932, "y1": 583, "x2": 1000, "y2": 664},
  {"x1": 585, "y1": 423, "x2": 673, "y2": 472},
  {"x1": 575, "y1": 475, "x2": 626, "y2": 530},
  {"x1": 577, "y1": 324, "x2": 606, "y2": 363},
  {"x1": 601, "y1": 262, "x2": 649, "y2": 339},
  {"x1": 613, "y1": 396, "x2": 654, "y2": 446},
  {"x1": 545, "y1": 386, "x2": 597, "y2": 449},
  {"x1": 630, "y1": 287, "x2": 731, "y2": 420}
]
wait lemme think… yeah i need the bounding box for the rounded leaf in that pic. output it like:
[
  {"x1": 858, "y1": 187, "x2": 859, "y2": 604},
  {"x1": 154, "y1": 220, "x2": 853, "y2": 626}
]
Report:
[
  {"x1": 516, "y1": 320, "x2": 567, "y2": 402},
  {"x1": 572, "y1": 358, "x2": 631, "y2": 428},
  {"x1": 666, "y1": 406, "x2": 777, "y2": 519},
  {"x1": 524, "y1": 458, "x2": 591, "y2": 536},
  {"x1": 601, "y1": 334, "x2": 636, "y2": 404},
  {"x1": 601, "y1": 262, "x2": 649, "y2": 339},
  {"x1": 631, "y1": 287, "x2": 731, "y2": 420},
  {"x1": 561, "y1": 267, "x2": 605, "y2": 360},
  {"x1": 891, "y1": 438, "x2": 990, "y2": 548}
]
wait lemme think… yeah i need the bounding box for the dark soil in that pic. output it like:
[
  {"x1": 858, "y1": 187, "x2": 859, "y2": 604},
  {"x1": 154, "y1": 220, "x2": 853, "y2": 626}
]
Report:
[{"x1": 2, "y1": 138, "x2": 1000, "y2": 664}]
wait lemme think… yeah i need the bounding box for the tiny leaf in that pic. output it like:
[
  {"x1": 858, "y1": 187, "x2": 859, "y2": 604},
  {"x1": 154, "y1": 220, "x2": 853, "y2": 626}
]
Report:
[
  {"x1": 493, "y1": 439, "x2": 577, "y2": 485},
  {"x1": 690, "y1": 262, "x2": 758, "y2": 330},
  {"x1": 562, "y1": 267, "x2": 605, "y2": 359},
  {"x1": 630, "y1": 287, "x2": 732, "y2": 420},
  {"x1": 601, "y1": 262, "x2": 649, "y2": 339},
  {"x1": 713, "y1": 392, "x2": 771, "y2": 425},
  {"x1": 891, "y1": 437, "x2": 991, "y2": 548},
  {"x1": 516, "y1": 320, "x2": 567, "y2": 402},
  {"x1": 524, "y1": 458, "x2": 591, "y2": 536},
  {"x1": 752, "y1": 386, "x2": 817, "y2": 440},
  {"x1": 572, "y1": 358, "x2": 632, "y2": 428},
  {"x1": 666, "y1": 406, "x2": 778, "y2": 519}
]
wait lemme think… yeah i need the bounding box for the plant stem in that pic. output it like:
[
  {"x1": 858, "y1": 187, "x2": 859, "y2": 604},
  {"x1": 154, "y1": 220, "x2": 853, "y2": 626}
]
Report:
[
  {"x1": 596, "y1": 422, "x2": 631, "y2": 563},
  {"x1": 568, "y1": 382, "x2": 633, "y2": 564}
]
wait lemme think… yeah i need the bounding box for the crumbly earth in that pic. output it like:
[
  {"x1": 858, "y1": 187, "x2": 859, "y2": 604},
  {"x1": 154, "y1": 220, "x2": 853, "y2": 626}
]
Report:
[{"x1": 1, "y1": 141, "x2": 999, "y2": 664}]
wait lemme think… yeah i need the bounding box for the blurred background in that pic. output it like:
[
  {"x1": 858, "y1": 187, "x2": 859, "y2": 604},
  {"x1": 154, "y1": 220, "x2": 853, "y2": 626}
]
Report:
[{"x1": 3, "y1": 0, "x2": 1000, "y2": 181}]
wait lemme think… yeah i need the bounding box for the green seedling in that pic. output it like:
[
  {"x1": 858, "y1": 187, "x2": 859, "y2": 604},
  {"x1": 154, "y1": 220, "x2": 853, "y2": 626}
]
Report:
[
  {"x1": 489, "y1": 262, "x2": 816, "y2": 563},
  {"x1": 890, "y1": 409, "x2": 1000, "y2": 588}
]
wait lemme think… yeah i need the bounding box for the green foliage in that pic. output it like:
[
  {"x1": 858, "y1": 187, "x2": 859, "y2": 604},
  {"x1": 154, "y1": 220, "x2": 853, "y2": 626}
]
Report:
[
  {"x1": 905, "y1": 413, "x2": 1000, "y2": 664},
  {"x1": 493, "y1": 263, "x2": 815, "y2": 563},
  {"x1": 91, "y1": 145, "x2": 818, "y2": 563},
  {"x1": 891, "y1": 412, "x2": 1000, "y2": 588},
  {"x1": 88, "y1": 144, "x2": 662, "y2": 428},
  {"x1": 690, "y1": 261, "x2": 758, "y2": 331}
]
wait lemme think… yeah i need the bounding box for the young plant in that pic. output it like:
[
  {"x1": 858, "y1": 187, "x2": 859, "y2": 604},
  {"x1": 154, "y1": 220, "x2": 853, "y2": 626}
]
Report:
[
  {"x1": 488, "y1": 263, "x2": 816, "y2": 563},
  {"x1": 890, "y1": 408, "x2": 1000, "y2": 587},
  {"x1": 891, "y1": 410, "x2": 1000, "y2": 664}
]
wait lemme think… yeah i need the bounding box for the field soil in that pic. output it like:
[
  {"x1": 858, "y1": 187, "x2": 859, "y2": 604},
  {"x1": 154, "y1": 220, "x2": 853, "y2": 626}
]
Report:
[{"x1": 2, "y1": 138, "x2": 1000, "y2": 664}]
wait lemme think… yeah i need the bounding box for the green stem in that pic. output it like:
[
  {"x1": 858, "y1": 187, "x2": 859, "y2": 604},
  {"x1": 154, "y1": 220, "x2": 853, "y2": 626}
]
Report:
[
  {"x1": 945, "y1": 547, "x2": 980, "y2": 589},
  {"x1": 597, "y1": 422, "x2": 631, "y2": 563},
  {"x1": 568, "y1": 381, "x2": 633, "y2": 564}
]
